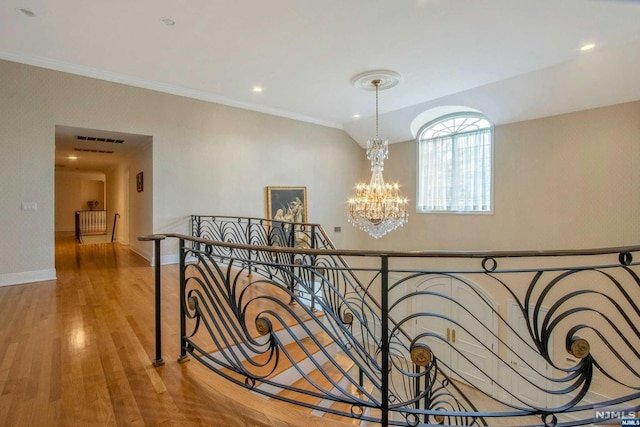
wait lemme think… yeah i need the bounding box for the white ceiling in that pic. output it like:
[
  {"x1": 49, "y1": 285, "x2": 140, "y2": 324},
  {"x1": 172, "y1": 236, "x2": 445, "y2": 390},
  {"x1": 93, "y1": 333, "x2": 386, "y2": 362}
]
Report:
[{"x1": 2, "y1": 0, "x2": 640, "y2": 154}]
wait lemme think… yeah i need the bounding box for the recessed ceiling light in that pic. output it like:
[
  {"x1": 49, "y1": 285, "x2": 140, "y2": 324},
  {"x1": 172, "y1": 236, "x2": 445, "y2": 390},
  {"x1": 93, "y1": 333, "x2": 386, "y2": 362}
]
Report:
[
  {"x1": 353, "y1": 114, "x2": 361, "y2": 118},
  {"x1": 68, "y1": 155, "x2": 78, "y2": 160},
  {"x1": 580, "y1": 43, "x2": 596, "y2": 51},
  {"x1": 253, "y1": 87, "x2": 263, "y2": 93},
  {"x1": 18, "y1": 8, "x2": 36, "y2": 17},
  {"x1": 161, "y1": 17, "x2": 175, "y2": 26}
]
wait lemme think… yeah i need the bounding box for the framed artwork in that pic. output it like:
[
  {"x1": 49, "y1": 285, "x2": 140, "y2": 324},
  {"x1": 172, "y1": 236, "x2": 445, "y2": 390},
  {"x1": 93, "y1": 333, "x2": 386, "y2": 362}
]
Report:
[
  {"x1": 136, "y1": 172, "x2": 144, "y2": 192},
  {"x1": 265, "y1": 186, "x2": 307, "y2": 223}
]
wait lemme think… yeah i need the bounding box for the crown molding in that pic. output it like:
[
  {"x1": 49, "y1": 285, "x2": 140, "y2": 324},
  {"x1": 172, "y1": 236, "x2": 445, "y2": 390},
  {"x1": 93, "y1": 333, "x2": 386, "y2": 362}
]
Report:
[{"x1": 0, "y1": 50, "x2": 344, "y2": 130}]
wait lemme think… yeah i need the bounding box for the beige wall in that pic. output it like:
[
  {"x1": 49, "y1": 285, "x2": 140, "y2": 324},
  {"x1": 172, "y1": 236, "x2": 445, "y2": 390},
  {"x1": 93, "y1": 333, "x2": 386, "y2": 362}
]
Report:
[
  {"x1": 106, "y1": 164, "x2": 129, "y2": 244},
  {"x1": 80, "y1": 180, "x2": 105, "y2": 210},
  {"x1": 129, "y1": 142, "x2": 154, "y2": 258},
  {"x1": 0, "y1": 59, "x2": 364, "y2": 284},
  {"x1": 55, "y1": 170, "x2": 105, "y2": 232},
  {"x1": 360, "y1": 101, "x2": 640, "y2": 251},
  {"x1": 1, "y1": 57, "x2": 639, "y2": 285}
]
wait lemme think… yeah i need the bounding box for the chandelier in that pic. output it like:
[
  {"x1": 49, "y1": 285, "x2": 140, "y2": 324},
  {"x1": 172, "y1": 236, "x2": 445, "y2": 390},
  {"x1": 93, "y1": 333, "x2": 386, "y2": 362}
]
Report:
[{"x1": 348, "y1": 76, "x2": 408, "y2": 239}]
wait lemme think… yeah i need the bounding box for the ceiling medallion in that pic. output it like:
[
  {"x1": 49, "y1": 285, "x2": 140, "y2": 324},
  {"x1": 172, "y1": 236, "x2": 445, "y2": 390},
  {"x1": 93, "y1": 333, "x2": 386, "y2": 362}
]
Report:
[{"x1": 351, "y1": 70, "x2": 402, "y2": 91}]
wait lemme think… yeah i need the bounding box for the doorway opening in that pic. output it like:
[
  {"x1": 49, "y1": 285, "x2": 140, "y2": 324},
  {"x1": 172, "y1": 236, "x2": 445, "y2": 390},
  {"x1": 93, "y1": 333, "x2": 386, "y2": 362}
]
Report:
[{"x1": 54, "y1": 125, "x2": 152, "y2": 254}]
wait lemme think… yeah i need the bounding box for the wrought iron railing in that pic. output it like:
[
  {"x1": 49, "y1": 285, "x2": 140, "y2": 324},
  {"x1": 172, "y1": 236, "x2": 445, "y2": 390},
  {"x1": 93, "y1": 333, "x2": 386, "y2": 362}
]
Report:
[
  {"x1": 142, "y1": 216, "x2": 640, "y2": 427},
  {"x1": 75, "y1": 209, "x2": 107, "y2": 242}
]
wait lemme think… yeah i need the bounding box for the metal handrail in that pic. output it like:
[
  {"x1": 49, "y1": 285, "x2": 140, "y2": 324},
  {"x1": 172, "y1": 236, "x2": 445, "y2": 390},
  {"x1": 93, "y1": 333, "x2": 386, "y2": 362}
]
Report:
[
  {"x1": 150, "y1": 231, "x2": 640, "y2": 261},
  {"x1": 140, "y1": 218, "x2": 640, "y2": 427}
]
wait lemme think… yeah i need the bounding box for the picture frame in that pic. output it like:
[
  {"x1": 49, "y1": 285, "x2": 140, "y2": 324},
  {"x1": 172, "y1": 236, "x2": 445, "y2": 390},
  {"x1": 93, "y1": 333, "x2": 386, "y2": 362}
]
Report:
[
  {"x1": 265, "y1": 186, "x2": 309, "y2": 248},
  {"x1": 136, "y1": 172, "x2": 143, "y2": 192},
  {"x1": 265, "y1": 186, "x2": 307, "y2": 223}
]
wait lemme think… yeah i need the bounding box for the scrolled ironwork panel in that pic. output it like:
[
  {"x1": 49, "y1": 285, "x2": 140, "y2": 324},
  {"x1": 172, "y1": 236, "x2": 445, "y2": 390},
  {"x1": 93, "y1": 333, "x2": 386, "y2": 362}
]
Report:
[
  {"x1": 177, "y1": 217, "x2": 640, "y2": 426},
  {"x1": 181, "y1": 246, "x2": 383, "y2": 422}
]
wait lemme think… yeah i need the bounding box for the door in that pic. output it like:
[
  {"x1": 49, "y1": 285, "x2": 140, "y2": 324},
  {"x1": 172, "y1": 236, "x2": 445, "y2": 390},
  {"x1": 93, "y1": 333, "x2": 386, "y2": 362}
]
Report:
[
  {"x1": 415, "y1": 275, "x2": 497, "y2": 396},
  {"x1": 507, "y1": 300, "x2": 552, "y2": 408},
  {"x1": 414, "y1": 276, "x2": 452, "y2": 375}
]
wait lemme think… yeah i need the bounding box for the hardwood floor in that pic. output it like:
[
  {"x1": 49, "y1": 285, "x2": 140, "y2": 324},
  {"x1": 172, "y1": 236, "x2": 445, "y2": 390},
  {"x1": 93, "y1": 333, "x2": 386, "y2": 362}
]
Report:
[{"x1": 0, "y1": 234, "x2": 358, "y2": 427}]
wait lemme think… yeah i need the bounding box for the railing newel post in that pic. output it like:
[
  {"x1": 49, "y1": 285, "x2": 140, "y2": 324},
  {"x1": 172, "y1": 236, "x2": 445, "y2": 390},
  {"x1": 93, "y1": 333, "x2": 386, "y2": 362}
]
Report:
[
  {"x1": 310, "y1": 268, "x2": 317, "y2": 311},
  {"x1": 192, "y1": 215, "x2": 201, "y2": 252},
  {"x1": 247, "y1": 218, "x2": 253, "y2": 274},
  {"x1": 111, "y1": 213, "x2": 120, "y2": 243},
  {"x1": 381, "y1": 255, "x2": 389, "y2": 427},
  {"x1": 414, "y1": 364, "x2": 420, "y2": 414},
  {"x1": 422, "y1": 365, "x2": 430, "y2": 424},
  {"x1": 311, "y1": 225, "x2": 317, "y2": 249},
  {"x1": 289, "y1": 221, "x2": 295, "y2": 248},
  {"x1": 152, "y1": 238, "x2": 165, "y2": 367},
  {"x1": 75, "y1": 211, "x2": 81, "y2": 243},
  {"x1": 310, "y1": 225, "x2": 318, "y2": 311},
  {"x1": 178, "y1": 237, "x2": 189, "y2": 363},
  {"x1": 137, "y1": 234, "x2": 167, "y2": 367}
]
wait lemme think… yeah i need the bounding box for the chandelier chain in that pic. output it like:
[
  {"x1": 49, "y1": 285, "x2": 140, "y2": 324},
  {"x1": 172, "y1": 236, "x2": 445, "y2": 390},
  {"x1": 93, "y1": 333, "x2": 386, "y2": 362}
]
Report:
[{"x1": 374, "y1": 79, "x2": 380, "y2": 139}]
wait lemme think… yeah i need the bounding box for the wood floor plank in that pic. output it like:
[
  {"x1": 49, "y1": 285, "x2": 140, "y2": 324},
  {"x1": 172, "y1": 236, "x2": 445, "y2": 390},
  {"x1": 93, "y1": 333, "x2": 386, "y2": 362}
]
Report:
[
  {"x1": 278, "y1": 353, "x2": 354, "y2": 407},
  {"x1": 0, "y1": 233, "x2": 358, "y2": 427}
]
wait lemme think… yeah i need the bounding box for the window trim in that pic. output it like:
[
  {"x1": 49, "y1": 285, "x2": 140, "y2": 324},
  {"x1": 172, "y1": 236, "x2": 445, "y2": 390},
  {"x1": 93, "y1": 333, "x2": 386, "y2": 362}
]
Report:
[{"x1": 415, "y1": 112, "x2": 494, "y2": 215}]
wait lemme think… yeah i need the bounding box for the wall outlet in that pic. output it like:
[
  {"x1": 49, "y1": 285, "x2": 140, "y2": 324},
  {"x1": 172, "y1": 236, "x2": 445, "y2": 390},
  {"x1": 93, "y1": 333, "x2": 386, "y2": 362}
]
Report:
[
  {"x1": 334, "y1": 226, "x2": 341, "y2": 233},
  {"x1": 21, "y1": 202, "x2": 38, "y2": 211}
]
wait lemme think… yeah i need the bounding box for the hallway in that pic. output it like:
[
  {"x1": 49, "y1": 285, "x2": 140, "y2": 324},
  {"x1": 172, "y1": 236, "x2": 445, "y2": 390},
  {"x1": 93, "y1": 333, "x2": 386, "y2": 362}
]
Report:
[{"x1": 0, "y1": 234, "x2": 355, "y2": 426}]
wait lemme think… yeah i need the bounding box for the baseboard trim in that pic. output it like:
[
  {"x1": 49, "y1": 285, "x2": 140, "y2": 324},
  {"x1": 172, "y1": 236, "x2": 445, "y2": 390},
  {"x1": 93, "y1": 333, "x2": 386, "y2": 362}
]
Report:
[
  {"x1": 160, "y1": 254, "x2": 180, "y2": 265},
  {"x1": 0, "y1": 269, "x2": 57, "y2": 287},
  {"x1": 129, "y1": 244, "x2": 152, "y2": 263}
]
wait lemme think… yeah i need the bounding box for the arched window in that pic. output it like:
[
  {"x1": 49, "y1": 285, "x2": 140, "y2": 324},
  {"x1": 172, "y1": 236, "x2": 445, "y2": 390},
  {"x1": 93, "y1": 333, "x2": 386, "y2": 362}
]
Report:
[{"x1": 417, "y1": 113, "x2": 493, "y2": 213}]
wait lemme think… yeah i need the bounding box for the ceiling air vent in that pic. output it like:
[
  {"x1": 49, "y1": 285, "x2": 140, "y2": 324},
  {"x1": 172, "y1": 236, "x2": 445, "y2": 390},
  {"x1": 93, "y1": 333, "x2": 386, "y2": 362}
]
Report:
[
  {"x1": 77, "y1": 136, "x2": 124, "y2": 143},
  {"x1": 74, "y1": 148, "x2": 114, "y2": 154}
]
